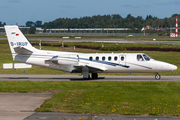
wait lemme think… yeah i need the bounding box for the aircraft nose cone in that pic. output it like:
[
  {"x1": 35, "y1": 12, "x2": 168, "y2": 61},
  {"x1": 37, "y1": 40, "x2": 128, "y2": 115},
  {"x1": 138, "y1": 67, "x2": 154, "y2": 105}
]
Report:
[{"x1": 170, "y1": 64, "x2": 177, "y2": 71}]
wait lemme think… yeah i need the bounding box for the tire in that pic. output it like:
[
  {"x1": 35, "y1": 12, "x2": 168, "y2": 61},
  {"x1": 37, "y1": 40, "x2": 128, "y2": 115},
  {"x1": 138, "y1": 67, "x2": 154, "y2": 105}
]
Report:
[
  {"x1": 155, "y1": 74, "x2": 161, "y2": 80},
  {"x1": 92, "y1": 73, "x2": 98, "y2": 79}
]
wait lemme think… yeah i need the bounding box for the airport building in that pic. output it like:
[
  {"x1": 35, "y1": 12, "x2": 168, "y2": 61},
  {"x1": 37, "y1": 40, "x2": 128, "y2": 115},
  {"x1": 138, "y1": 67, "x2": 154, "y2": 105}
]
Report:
[{"x1": 0, "y1": 26, "x2": 147, "y2": 35}]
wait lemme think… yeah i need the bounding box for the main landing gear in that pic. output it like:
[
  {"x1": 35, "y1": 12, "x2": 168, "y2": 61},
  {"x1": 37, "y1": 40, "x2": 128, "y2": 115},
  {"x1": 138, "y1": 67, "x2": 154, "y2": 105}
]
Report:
[
  {"x1": 92, "y1": 73, "x2": 98, "y2": 79},
  {"x1": 155, "y1": 73, "x2": 161, "y2": 80},
  {"x1": 83, "y1": 73, "x2": 98, "y2": 80}
]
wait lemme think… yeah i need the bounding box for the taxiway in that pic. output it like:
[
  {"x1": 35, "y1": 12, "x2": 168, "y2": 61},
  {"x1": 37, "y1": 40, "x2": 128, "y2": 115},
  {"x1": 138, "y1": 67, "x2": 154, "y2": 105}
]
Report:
[
  {"x1": 1, "y1": 38, "x2": 180, "y2": 44},
  {"x1": 0, "y1": 74, "x2": 179, "y2": 81}
]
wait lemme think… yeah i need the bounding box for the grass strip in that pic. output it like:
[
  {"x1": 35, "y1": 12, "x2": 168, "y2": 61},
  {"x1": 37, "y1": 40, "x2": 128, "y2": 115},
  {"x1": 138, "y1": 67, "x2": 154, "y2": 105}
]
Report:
[{"x1": 0, "y1": 81, "x2": 180, "y2": 116}]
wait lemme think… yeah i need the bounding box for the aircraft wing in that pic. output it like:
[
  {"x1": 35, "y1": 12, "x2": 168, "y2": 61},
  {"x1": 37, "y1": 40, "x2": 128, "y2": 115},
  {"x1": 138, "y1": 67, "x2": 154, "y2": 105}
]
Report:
[
  {"x1": 14, "y1": 46, "x2": 33, "y2": 54},
  {"x1": 46, "y1": 55, "x2": 106, "y2": 72},
  {"x1": 73, "y1": 64, "x2": 106, "y2": 73}
]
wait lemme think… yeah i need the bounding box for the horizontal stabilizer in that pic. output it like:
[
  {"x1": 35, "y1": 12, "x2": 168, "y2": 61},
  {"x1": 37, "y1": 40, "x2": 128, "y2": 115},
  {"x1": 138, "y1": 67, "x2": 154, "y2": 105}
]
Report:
[{"x1": 14, "y1": 46, "x2": 33, "y2": 54}]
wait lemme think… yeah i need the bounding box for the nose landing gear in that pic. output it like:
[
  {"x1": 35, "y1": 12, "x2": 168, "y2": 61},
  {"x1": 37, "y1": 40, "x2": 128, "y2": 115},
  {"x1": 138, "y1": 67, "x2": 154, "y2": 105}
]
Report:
[{"x1": 155, "y1": 73, "x2": 161, "y2": 80}]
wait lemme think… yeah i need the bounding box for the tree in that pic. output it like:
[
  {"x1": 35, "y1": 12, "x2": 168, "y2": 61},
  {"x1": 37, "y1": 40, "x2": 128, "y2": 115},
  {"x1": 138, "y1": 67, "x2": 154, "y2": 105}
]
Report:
[
  {"x1": 35, "y1": 21, "x2": 42, "y2": 27},
  {"x1": 26, "y1": 21, "x2": 35, "y2": 27},
  {"x1": 146, "y1": 15, "x2": 149, "y2": 20},
  {"x1": 164, "y1": 17, "x2": 170, "y2": 27},
  {"x1": 126, "y1": 14, "x2": 132, "y2": 19},
  {"x1": 28, "y1": 26, "x2": 36, "y2": 34},
  {"x1": 111, "y1": 14, "x2": 122, "y2": 19},
  {"x1": 171, "y1": 14, "x2": 179, "y2": 17}
]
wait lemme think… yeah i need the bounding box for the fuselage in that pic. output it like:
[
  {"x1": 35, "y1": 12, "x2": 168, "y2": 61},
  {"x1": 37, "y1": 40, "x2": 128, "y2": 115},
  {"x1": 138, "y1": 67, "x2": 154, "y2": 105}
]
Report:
[{"x1": 13, "y1": 49, "x2": 177, "y2": 73}]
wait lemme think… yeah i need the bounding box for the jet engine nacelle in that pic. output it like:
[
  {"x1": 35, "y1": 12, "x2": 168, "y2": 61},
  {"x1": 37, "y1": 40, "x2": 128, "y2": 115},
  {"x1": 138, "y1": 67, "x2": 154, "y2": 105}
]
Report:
[{"x1": 55, "y1": 59, "x2": 78, "y2": 65}]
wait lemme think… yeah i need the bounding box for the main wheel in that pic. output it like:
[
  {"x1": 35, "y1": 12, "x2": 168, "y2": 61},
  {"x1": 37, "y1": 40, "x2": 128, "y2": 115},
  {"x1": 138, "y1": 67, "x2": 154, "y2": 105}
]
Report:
[
  {"x1": 92, "y1": 73, "x2": 98, "y2": 79},
  {"x1": 155, "y1": 73, "x2": 161, "y2": 80}
]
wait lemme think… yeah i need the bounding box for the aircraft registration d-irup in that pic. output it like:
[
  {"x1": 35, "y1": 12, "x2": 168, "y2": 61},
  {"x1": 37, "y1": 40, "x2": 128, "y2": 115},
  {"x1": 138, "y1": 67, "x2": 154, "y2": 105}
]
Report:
[{"x1": 5, "y1": 25, "x2": 177, "y2": 80}]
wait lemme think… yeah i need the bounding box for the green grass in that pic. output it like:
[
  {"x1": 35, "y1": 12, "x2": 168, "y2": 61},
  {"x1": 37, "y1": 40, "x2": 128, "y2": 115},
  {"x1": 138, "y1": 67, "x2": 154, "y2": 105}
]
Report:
[
  {"x1": 31, "y1": 40, "x2": 180, "y2": 48},
  {"x1": 1, "y1": 81, "x2": 180, "y2": 116}
]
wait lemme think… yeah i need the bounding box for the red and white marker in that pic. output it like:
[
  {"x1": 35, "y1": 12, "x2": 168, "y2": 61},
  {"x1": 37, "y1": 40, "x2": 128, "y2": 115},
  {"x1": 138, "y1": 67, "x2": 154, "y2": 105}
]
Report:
[{"x1": 176, "y1": 16, "x2": 178, "y2": 37}]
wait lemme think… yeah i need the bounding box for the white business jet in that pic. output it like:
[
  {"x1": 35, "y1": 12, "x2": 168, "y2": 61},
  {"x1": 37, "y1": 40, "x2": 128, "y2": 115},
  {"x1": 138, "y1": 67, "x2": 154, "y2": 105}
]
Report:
[{"x1": 5, "y1": 25, "x2": 177, "y2": 80}]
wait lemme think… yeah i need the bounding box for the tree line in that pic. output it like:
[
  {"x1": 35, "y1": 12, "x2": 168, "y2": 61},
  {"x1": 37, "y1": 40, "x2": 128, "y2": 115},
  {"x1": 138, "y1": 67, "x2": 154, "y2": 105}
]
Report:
[
  {"x1": 20, "y1": 13, "x2": 180, "y2": 34},
  {"x1": 1, "y1": 13, "x2": 180, "y2": 29},
  {"x1": 1, "y1": 13, "x2": 180, "y2": 34},
  {"x1": 42, "y1": 14, "x2": 180, "y2": 31}
]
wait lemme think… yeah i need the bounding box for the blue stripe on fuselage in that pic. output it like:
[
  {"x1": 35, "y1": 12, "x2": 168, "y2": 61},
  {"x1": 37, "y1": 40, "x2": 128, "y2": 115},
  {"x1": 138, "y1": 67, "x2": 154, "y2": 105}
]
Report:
[{"x1": 14, "y1": 53, "x2": 129, "y2": 68}]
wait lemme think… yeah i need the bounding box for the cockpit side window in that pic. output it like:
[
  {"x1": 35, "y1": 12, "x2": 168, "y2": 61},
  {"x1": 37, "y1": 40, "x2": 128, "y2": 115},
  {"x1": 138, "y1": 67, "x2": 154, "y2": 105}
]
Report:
[
  {"x1": 137, "y1": 54, "x2": 144, "y2": 61},
  {"x1": 143, "y1": 54, "x2": 152, "y2": 61},
  {"x1": 121, "y1": 56, "x2": 124, "y2": 61}
]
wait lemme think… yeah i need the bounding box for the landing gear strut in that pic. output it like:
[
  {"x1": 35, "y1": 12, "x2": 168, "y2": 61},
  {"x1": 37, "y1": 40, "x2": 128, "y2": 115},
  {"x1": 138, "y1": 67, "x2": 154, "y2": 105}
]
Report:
[
  {"x1": 92, "y1": 73, "x2": 98, "y2": 79},
  {"x1": 83, "y1": 75, "x2": 90, "y2": 80},
  {"x1": 155, "y1": 73, "x2": 161, "y2": 80}
]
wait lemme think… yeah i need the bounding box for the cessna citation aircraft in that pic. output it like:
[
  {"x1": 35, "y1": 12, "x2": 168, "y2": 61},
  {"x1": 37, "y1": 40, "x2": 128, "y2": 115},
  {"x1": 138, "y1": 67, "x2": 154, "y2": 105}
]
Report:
[{"x1": 5, "y1": 25, "x2": 177, "y2": 80}]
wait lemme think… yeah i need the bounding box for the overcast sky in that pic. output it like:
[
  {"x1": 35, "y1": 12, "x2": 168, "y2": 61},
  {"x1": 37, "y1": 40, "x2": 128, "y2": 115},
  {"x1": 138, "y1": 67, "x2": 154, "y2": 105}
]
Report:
[{"x1": 1, "y1": 0, "x2": 180, "y2": 25}]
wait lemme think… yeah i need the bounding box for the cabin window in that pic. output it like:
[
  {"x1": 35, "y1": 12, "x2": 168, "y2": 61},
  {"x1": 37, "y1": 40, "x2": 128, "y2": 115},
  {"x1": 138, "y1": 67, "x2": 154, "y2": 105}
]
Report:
[
  {"x1": 96, "y1": 57, "x2": 99, "y2": 61},
  {"x1": 121, "y1": 56, "x2": 124, "y2": 61},
  {"x1": 143, "y1": 54, "x2": 152, "y2": 61},
  {"x1": 137, "y1": 54, "x2": 144, "y2": 61},
  {"x1": 89, "y1": 57, "x2": 93, "y2": 61},
  {"x1": 102, "y1": 56, "x2": 105, "y2": 61},
  {"x1": 108, "y1": 56, "x2": 111, "y2": 61},
  {"x1": 114, "y1": 56, "x2": 118, "y2": 61}
]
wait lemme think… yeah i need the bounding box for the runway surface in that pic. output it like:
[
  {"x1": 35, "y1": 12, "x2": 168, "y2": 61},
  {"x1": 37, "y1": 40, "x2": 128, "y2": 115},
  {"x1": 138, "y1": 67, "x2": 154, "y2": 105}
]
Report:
[
  {"x1": 25, "y1": 112, "x2": 180, "y2": 120},
  {"x1": 0, "y1": 74, "x2": 180, "y2": 81},
  {"x1": 1, "y1": 74, "x2": 180, "y2": 120},
  {"x1": 22, "y1": 38, "x2": 180, "y2": 45},
  {"x1": 1, "y1": 38, "x2": 180, "y2": 44}
]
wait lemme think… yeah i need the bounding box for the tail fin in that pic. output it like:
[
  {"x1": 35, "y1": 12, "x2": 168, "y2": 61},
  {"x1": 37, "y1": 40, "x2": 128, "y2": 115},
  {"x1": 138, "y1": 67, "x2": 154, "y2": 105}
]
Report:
[{"x1": 4, "y1": 25, "x2": 36, "y2": 59}]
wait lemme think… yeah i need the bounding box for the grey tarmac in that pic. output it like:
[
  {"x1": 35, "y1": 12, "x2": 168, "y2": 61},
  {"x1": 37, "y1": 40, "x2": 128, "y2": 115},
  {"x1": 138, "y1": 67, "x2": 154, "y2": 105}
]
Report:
[
  {"x1": 0, "y1": 93, "x2": 54, "y2": 120},
  {"x1": 1, "y1": 38, "x2": 180, "y2": 44},
  {"x1": 0, "y1": 74, "x2": 180, "y2": 81},
  {"x1": 24, "y1": 112, "x2": 180, "y2": 120},
  {"x1": 19, "y1": 38, "x2": 180, "y2": 45}
]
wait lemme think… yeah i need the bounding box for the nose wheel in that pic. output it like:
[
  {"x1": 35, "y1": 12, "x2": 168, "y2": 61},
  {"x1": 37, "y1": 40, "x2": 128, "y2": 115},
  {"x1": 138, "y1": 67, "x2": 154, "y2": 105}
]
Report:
[{"x1": 155, "y1": 73, "x2": 161, "y2": 80}]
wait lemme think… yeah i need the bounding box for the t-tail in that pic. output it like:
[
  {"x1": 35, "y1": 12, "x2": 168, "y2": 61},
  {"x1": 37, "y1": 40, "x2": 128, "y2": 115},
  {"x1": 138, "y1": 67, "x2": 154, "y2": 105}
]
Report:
[{"x1": 5, "y1": 25, "x2": 37, "y2": 60}]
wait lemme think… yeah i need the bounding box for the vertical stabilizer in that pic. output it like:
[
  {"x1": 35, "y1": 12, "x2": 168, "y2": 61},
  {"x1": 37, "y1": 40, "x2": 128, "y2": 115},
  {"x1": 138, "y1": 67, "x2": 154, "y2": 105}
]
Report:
[{"x1": 4, "y1": 25, "x2": 36, "y2": 59}]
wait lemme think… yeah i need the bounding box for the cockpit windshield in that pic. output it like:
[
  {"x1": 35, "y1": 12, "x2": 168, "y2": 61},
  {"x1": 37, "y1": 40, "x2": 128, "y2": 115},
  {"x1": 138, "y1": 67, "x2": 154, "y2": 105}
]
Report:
[{"x1": 143, "y1": 54, "x2": 152, "y2": 61}]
